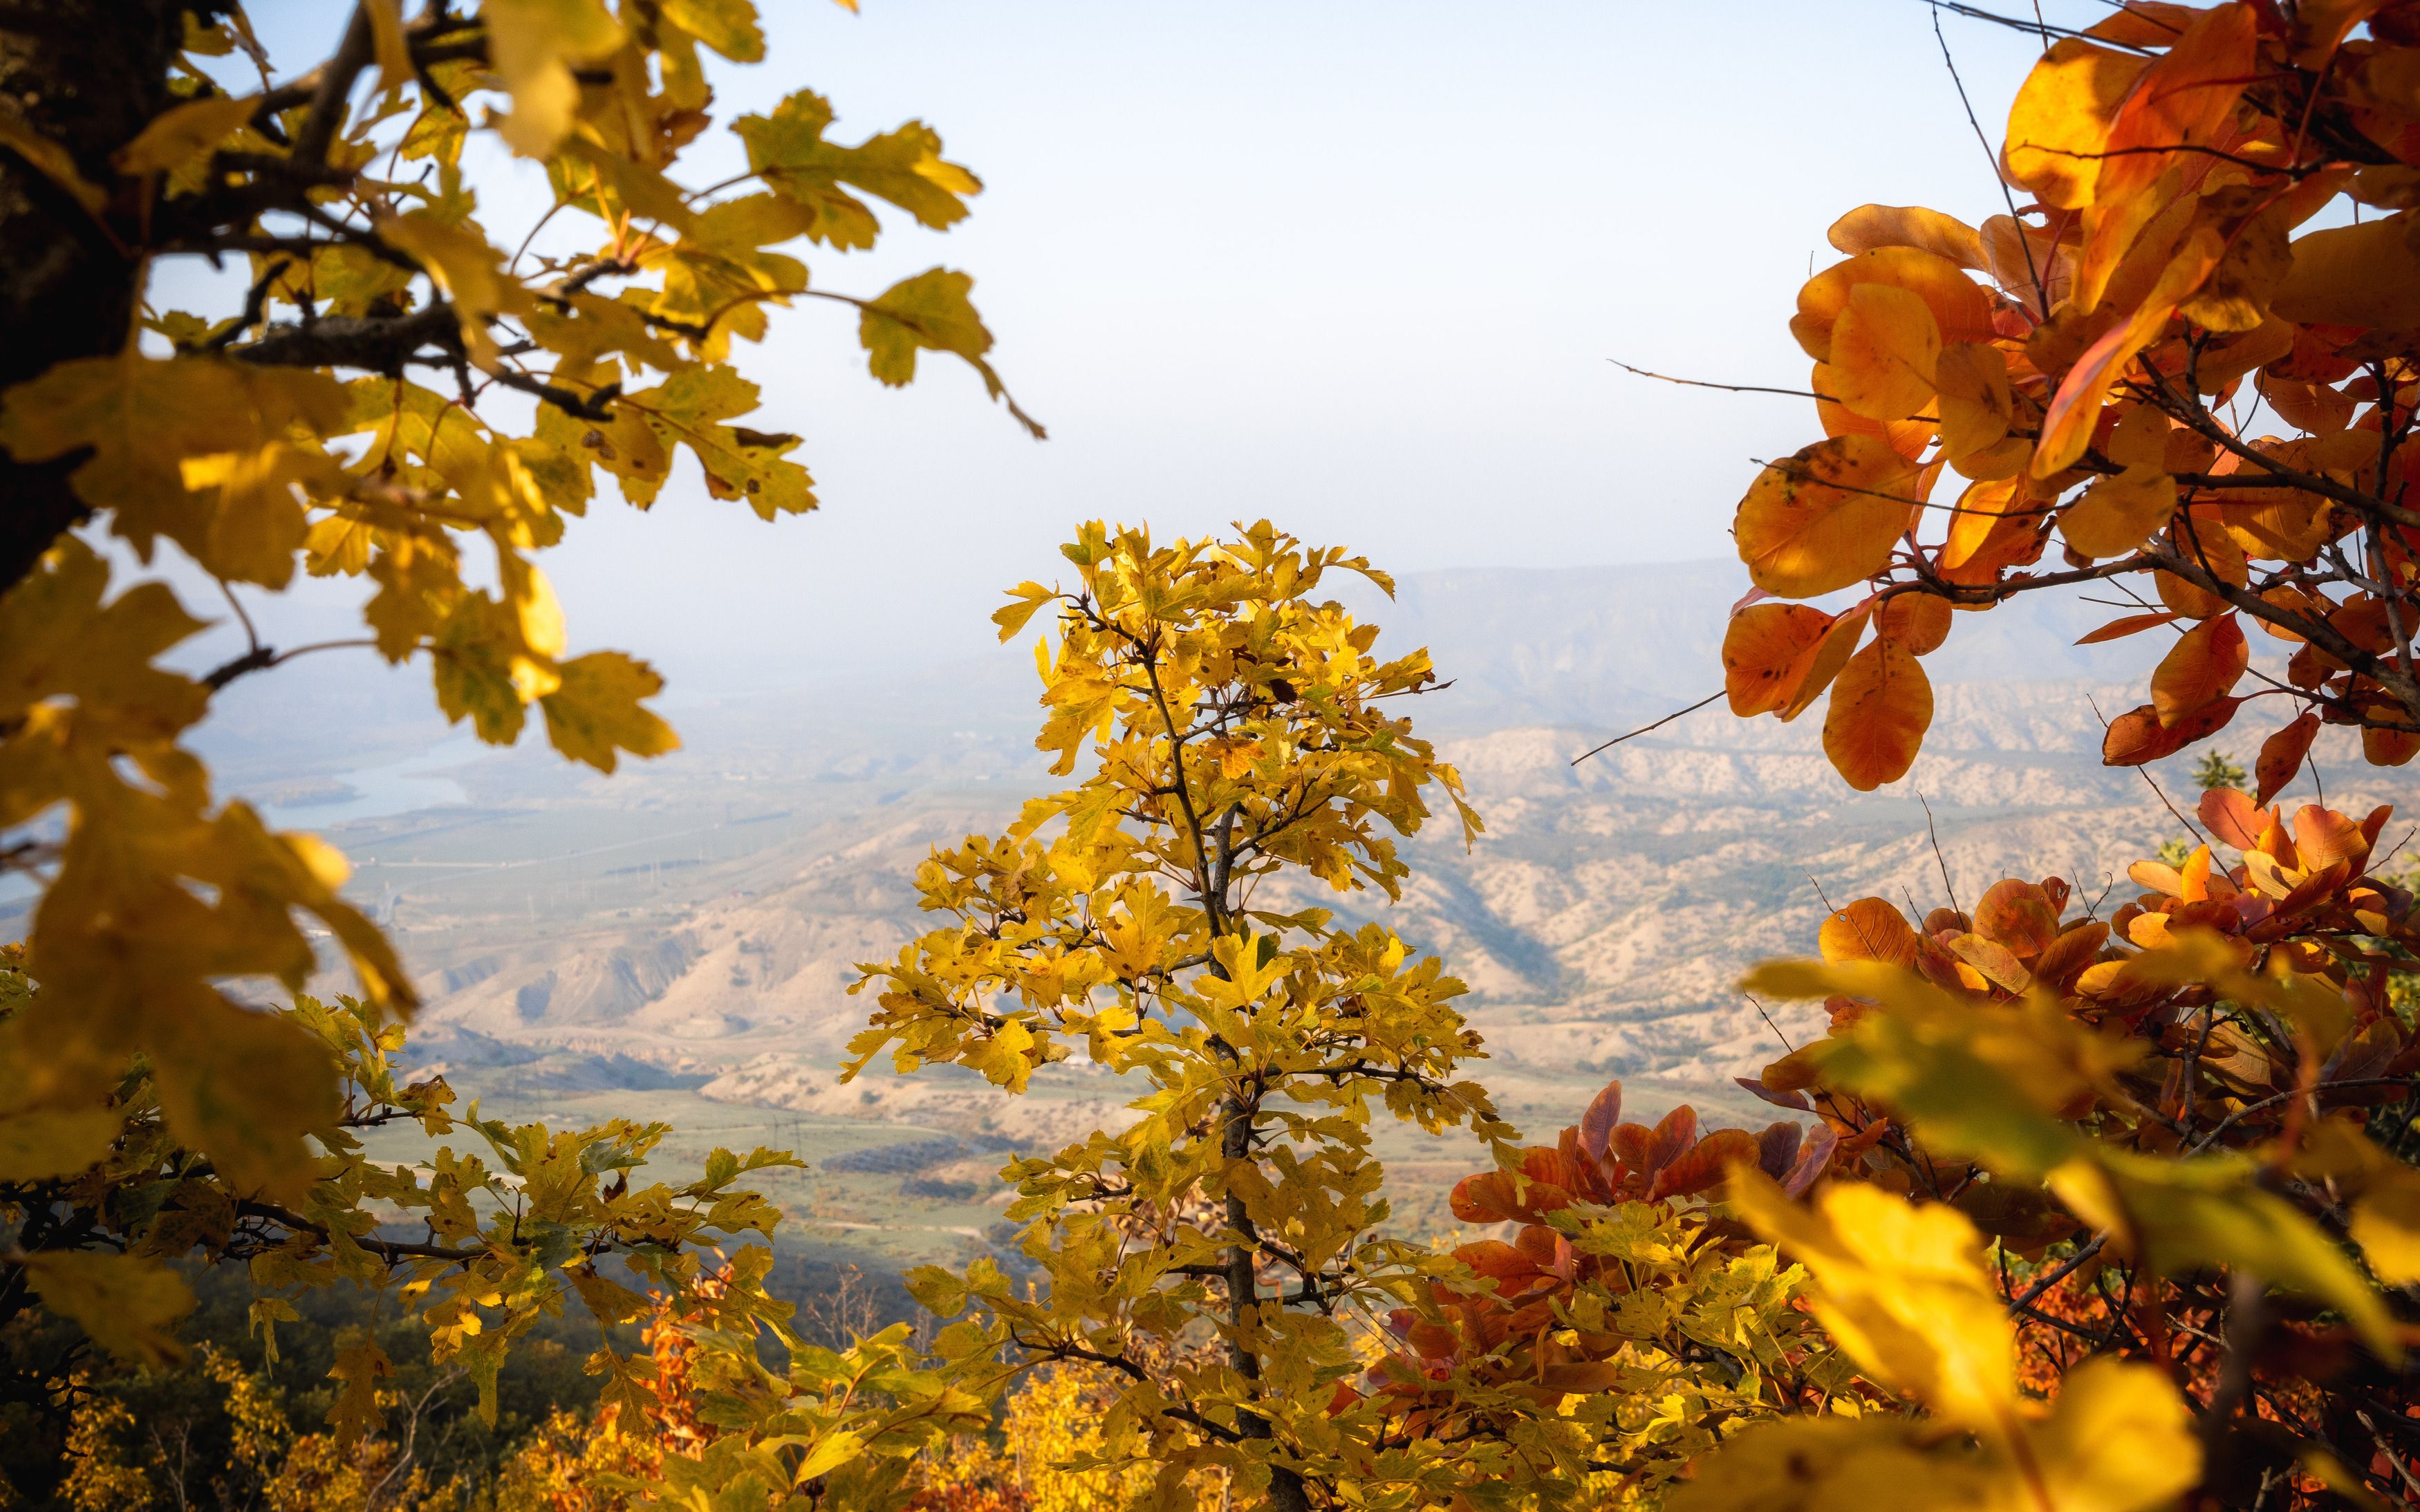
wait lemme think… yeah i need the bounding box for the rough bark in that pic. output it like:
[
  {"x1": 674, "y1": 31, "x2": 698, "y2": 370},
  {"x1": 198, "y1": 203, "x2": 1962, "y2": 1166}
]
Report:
[
  {"x1": 1223, "y1": 1093, "x2": 1312, "y2": 1512},
  {"x1": 0, "y1": 2, "x2": 189, "y2": 594}
]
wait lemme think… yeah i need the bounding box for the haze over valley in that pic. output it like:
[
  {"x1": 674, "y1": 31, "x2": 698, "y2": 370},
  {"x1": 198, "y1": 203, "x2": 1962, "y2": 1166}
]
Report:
[{"x1": 81, "y1": 555, "x2": 2401, "y2": 1261}]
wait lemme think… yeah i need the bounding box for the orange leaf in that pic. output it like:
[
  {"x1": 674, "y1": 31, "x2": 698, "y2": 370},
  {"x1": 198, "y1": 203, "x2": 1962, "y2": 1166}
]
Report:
[
  {"x1": 2151, "y1": 612, "x2": 2249, "y2": 727},
  {"x1": 1735, "y1": 437, "x2": 1918, "y2": 598},
  {"x1": 2293, "y1": 805, "x2": 2374, "y2": 872},
  {"x1": 2197, "y1": 787, "x2": 2275, "y2": 850},
  {"x1": 1645, "y1": 1105, "x2": 1700, "y2": 1177},
  {"x1": 1971, "y1": 879, "x2": 2060, "y2": 960},
  {"x1": 1778, "y1": 604, "x2": 1873, "y2": 724},
  {"x1": 1822, "y1": 637, "x2": 1933, "y2": 791},
  {"x1": 2034, "y1": 230, "x2": 2228, "y2": 478},
  {"x1": 1934, "y1": 342, "x2": 2015, "y2": 460},
  {"x1": 1818, "y1": 897, "x2": 1919, "y2": 967},
  {"x1": 2033, "y1": 920, "x2": 2112, "y2": 992},
  {"x1": 1791, "y1": 248, "x2": 1998, "y2": 364},
  {"x1": 1875, "y1": 591, "x2": 1952, "y2": 655},
  {"x1": 1814, "y1": 362, "x2": 1939, "y2": 460},
  {"x1": 1722, "y1": 604, "x2": 1834, "y2": 716},
  {"x1": 1449, "y1": 1170, "x2": 1572, "y2": 1226},
  {"x1": 2060, "y1": 467, "x2": 2177, "y2": 559},
  {"x1": 1940, "y1": 476, "x2": 2049, "y2": 586},
  {"x1": 1577, "y1": 1079, "x2": 1622, "y2": 1164},
  {"x1": 2364, "y1": 725, "x2": 2420, "y2": 767},
  {"x1": 1828, "y1": 283, "x2": 1942, "y2": 422},
  {"x1": 2255, "y1": 711, "x2": 2320, "y2": 805},
  {"x1": 1827, "y1": 204, "x2": 1989, "y2": 269},
  {"x1": 2003, "y1": 38, "x2": 2150, "y2": 209},
  {"x1": 2072, "y1": 4, "x2": 2259, "y2": 313},
  {"x1": 2076, "y1": 610, "x2": 2179, "y2": 645},
  {"x1": 1946, "y1": 932, "x2": 2032, "y2": 993},
  {"x1": 2102, "y1": 696, "x2": 2242, "y2": 765},
  {"x1": 2273, "y1": 212, "x2": 2420, "y2": 333}
]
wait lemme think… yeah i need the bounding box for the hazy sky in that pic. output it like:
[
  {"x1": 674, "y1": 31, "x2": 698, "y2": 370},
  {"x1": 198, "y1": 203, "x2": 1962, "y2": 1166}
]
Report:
[{"x1": 193, "y1": 1, "x2": 2083, "y2": 698}]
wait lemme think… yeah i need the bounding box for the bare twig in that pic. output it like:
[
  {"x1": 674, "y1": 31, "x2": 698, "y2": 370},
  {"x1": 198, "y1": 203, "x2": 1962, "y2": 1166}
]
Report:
[
  {"x1": 1915, "y1": 789, "x2": 1962, "y2": 916},
  {"x1": 1608, "y1": 359, "x2": 1827, "y2": 402},
  {"x1": 293, "y1": 3, "x2": 378, "y2": 169},
  {"x1": 1570, "y1": 689, "x2": 1724, "y2": 766},
  {"x1": 1928, "y1": 3, "x2": 2049, "y2": 318}
]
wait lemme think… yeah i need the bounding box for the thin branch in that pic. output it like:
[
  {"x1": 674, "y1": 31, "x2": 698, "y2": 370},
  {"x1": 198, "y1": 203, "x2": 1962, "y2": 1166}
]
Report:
[
  {"x1": 201, "y1": 258, "x2": 292, "y2": 353},
  {"x1": 292, "y1": 3, "x2": 378, "y2": 169},
  {"x1": 1607, "y1": 359, "x2": 1828, "y2": 402},
  {"x1": 2007, "y1": 1235, "x2": 2106, "y2": 1316},
  {"x1": 203, "y1": 637, "x2": 382, "y2": 693},
  {"x1": 1930, "y1": 3, "x2": 2049, "y2": 319},
  {"x1": 1915, "y1": 789, "x2": 1962, "y2": 917},
  {"x1": 1570, "y1": 689, "x2": 1724, "y2": 766}
]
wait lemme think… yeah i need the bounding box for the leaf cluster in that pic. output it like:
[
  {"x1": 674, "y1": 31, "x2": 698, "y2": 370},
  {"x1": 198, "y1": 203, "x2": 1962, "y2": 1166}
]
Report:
[{"x1": 1720, "y1": 0, "x2": 2420, "y2": 790}]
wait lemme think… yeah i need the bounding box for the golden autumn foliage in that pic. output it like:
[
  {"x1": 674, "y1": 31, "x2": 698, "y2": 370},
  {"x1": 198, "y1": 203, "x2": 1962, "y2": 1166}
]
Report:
[
  {"x1": 1721, "y1": 0, "x2": 2420, "y2": 791},
  {"x1": 0, "y1": 0, "x2": 1029, "y2": 1455},
  {"x1": 1679, "y1": 780, "x2": 2420, "y2": 1509},
  {"x1": 857, "y1": 521, "x2": 1520, "y2": 1512}
]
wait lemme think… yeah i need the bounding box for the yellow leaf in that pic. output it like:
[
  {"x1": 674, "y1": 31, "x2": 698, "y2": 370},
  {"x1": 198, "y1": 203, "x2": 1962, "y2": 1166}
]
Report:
[
  {"x1": 1827, "y1": 204, "x2": 1989, "y2": 270},
  {"x1": 1747, "y1": 960, "x2": 2105, "y2": 1177},
  {"x1": 1827, "y1": 283, "x2": 1941, "y2": 422},
  {"x1": 1933, "y1": 342, "x2": 2013, "y2": 460},
  {"x1": 2272, "y1": 210, "x2": 2420, "y2": 330},
  {"x1": 480, "y1": 0, "x2": 623, "y2": 158},
  {"x1": 993, "y1": 581, "x2": 1057, "y2": 642},
  {"x1": 2060, "y1": 467, "x2": 2176, "y2": 559},
  {"x1": 0, "y1": 107, "x2": 104, "y2": 215},
  {"x1": 792, "y1": 1429, "x2": 868, "y2": 1485},
  {"x1": 1728, "y1": 1172, "x2": 2021, "y2": 1439},
  {"x1": 2051, "y1": 1148, "x2": 2401, "y2": 1359},
  {"x1": 2031, "y1": 1358, "x2": 2203, "y2": 1512},
  {"x1": 2352, "y1": 1171, "x2": 2420, "y2": 1285},
  {"x1": 375, "y1": 212, "x2": 534, "y2": 367},
  {"x1": 661, "y1": 0, "x2": 766, "y2": 62},
  {"x1": 366, "y1": 0, "x2": 416, "y2": 100},
  {"x1": 0, "y1": 353, "x2": 348, "y2": 573},
  {"x1": 1735, "y1": 436, "x2": 1919, "y2": 597},
  {"x1": 328, "y1": 1334, "x2": 395, "y2": 1445},
  {"x1": 0, "y1": 1103, "x2": 122, "y2": 1180},
  {"x1": 114, "y1": 95, "x2": 257, "y2": 176},
  {"x1": 539, "y1": 651, "x2": 680, "y2": 774},
  {"x1": 152, "y1": 993, "x2": 343, "y2": 1197},
  {"x1": 2003, "y1": 38, "x2": 2147, "y2": 209},
  {"x1": 21, "y1": 1251, "x2": 194, "y2": 1368},
  {"x1": 1667, "y1": 1417, "x2": 2001, "y2": 1512}
]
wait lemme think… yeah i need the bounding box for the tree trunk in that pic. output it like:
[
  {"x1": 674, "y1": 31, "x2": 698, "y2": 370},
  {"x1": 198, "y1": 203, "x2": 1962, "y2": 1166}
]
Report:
[
  {"x1": 0, "y1": 2, "x2": 186, "y2": 593},
  {"x1": 1222, "y1": 1094, "x2": 1312, "y2": 1512}
]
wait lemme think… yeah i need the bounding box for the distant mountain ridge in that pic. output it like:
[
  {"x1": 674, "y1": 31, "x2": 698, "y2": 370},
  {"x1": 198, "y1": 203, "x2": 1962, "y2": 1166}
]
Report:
[{"x1": 269, "y1": 554, "x2": 2387, "y2": 1134}]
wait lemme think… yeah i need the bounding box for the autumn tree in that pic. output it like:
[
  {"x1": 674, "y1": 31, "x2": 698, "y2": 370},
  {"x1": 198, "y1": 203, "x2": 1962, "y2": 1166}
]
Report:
[
  {"x1": 1715, "y1": 0, "x2": 2420, "y2": 794},
  {"x1": 846, "y1": 521, "x2": 1525, "y2": 1511},
  {"x1": 1653, "y1": 9, "x2": 2420, "y2": 1495},
  {"x1": 0, "y1": 0, "x2": 1030, "y2": 1466}
]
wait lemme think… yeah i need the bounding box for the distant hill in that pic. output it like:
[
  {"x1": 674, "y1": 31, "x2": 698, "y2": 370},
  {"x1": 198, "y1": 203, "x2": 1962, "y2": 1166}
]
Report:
[{"x1": 259, "y1": 557, "x2": 2388, "y2": 1135}]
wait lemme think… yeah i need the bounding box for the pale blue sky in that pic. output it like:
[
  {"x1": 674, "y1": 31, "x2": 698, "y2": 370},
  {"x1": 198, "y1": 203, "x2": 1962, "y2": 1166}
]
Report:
[{"x1": 193, "y1": 1, "x2": 2083, "y2": 695}]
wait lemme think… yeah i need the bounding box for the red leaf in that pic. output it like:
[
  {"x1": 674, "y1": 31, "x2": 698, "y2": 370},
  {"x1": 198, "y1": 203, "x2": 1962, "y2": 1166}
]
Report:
[
  {"x1": 1647, "y1": 1127, "x2": 1760, "y2": 1202},
  {"x1": 1736, "y1": 1076, "x2": 1812, "y2": 1112},
  {"x1": 2102, "y1": 696, "x2": 2242, "y2": 766},
  {"x1": 2255, "y1": 711, "x2": 2320, "y2": 805},
  {"x1": 1578, "y1": 1080, "x2": 1623, "y2": 1163}
]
